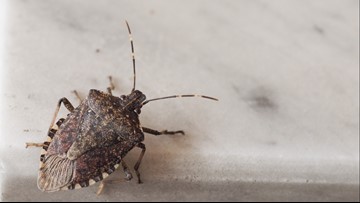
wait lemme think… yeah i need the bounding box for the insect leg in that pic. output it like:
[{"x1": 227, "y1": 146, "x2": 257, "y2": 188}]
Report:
[
  {"x1": 26, "y1": 98, "x2": 71, "y2": 149},
  {"x1": 25, "y1": 118, "x2": 65, "y2": 148},
  {"x1": 72, "y1": 90, "x2": 82, "y2": 103},
  {"x1": 107, "y1": 76, "x2": 115, "y2": 95},
  {"x1": 95, "y1": 161, "x2": 132, "y2": 195},
  {"x1": 96, "y1": 181, "x2": 105, "y2": 196},
  {"x1": 142, "y1": 127, "x2": 185, "y2": 136},
  {"x1": 121, "y1": 160, "x2": 133, "y2": 181},
  {"x1": 26, "y1": 98, "x2": 74, "y2": 149},
  {"x1": 134, "y1": 143, "x2": 146, "y2": 184},
  {"x1": 48, "y1": 97, "x2": 74, "y2": 130},
  {"x1": 25, "y1": 142, "x2": 49, "y2": 148}
]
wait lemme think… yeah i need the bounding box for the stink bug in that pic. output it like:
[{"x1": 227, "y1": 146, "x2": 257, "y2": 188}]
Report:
[{"x1": 26, "y1": 21, "x2": 218, "y2": 195}]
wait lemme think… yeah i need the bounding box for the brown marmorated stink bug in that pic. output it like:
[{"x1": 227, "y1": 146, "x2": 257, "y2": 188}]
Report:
[{"x1": 26, "y1": 21, "x2": 218, "y2": 195}]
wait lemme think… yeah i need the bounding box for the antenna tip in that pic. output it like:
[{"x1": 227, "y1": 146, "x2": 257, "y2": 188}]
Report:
[
  {"x1": 125, "y1": 20, "x2": 131, "y2": 34},
  {"x1": 201, "y1": 95, "x2": 219, "y2": 101}
]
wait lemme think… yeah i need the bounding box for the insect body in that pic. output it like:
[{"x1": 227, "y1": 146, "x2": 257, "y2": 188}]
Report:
[{"x1": 26, "y1": 21, "x2": 217, "y2": 194}]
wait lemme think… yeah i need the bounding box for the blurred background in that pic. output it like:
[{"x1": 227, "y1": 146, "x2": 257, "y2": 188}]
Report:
[{"x1": 0, "y1": 0, "x2": 359, "y2": 201}]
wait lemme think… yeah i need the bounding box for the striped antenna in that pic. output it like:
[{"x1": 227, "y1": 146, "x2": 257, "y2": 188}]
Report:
[
  {"x1": 125, "y1": 20, "x2": 136, "y2": 92},
  {"x1": 142, "y1": 94, "x2": 218, "y2": 106}
]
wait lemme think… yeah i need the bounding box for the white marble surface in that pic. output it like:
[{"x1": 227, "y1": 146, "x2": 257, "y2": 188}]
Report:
[{"x1": 0, "y1": 0, "x2": 359, "y2": 201}]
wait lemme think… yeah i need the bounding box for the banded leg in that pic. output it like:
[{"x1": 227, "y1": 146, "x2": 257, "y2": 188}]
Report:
[
  {"x1": 25, "y1": 118, "x2": 66, "y2": 148},
  {"x1": 142, "y1": 127, "x2": 185, "y2": 136},
  {"x1": 107, "y1": 76, "x2": 115, "y2": 95},
  {"x1": 49, "y1": 97, "x2": 74, "y2": 130},
  {"x1": 26, "y1": 97, "x2": 74, "y2": 148},
  {"x1": 134, "y1": 143, "x2": 146, "y2": 184}
]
